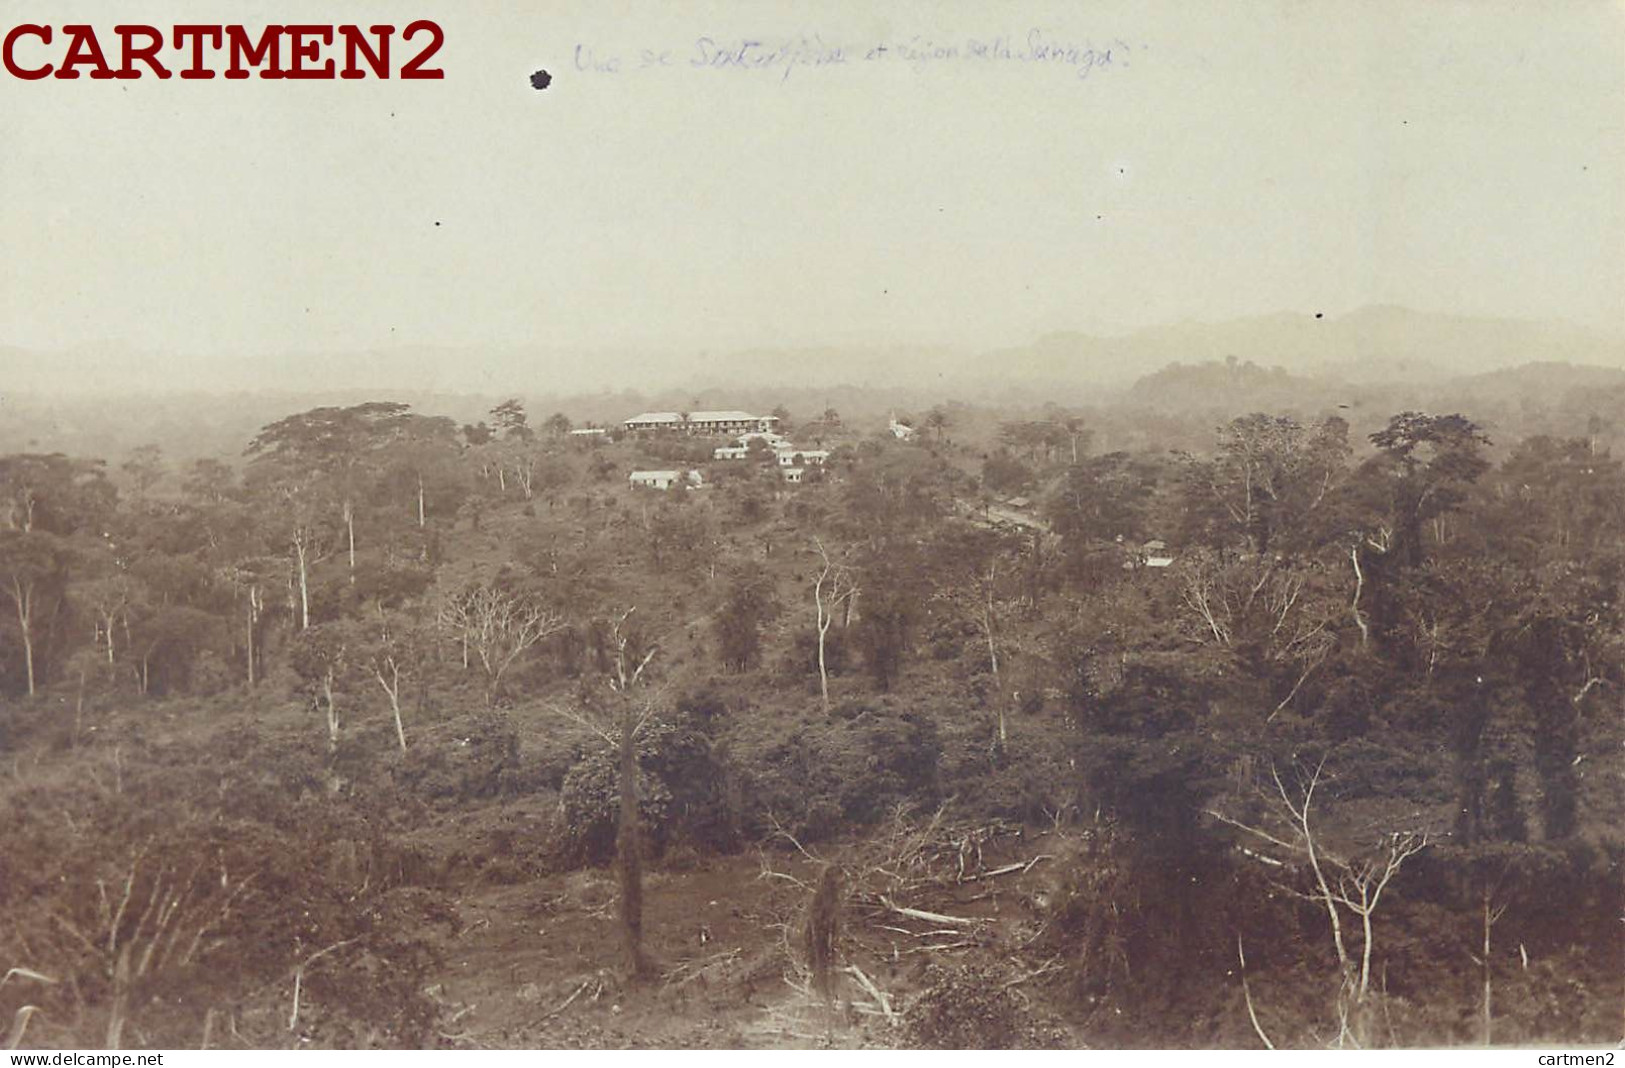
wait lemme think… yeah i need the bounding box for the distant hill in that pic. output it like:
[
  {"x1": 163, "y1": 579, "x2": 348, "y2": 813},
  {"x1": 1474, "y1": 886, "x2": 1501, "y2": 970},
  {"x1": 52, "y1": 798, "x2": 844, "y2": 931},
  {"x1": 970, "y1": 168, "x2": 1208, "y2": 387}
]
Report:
[
  {"x1": 973, "y1": 306, "x2": 1625, "y2": 390},
  {"x1": 1124, "y1": 358, "x2": 1326, "y2": 411},
  {"x1": 5, "y1": 306, "x2": 1622, "y2": 400},
  {"x1": 1441, "y1": 359, "x2": 1625, "y2": 399}
]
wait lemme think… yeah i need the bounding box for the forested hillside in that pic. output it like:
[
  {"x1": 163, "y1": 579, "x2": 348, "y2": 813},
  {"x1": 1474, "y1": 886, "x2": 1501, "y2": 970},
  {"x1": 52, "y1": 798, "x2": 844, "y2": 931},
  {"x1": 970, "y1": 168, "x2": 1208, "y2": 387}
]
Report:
[{"x1": 0, "y1": 379, "x2": 1619, "y2": 1049}]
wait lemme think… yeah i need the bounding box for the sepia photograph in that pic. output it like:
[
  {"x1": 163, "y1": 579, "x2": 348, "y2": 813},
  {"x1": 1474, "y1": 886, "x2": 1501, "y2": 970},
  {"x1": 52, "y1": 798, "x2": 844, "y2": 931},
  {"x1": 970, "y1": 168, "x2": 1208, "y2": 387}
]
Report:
[{"x1": 1, "y1": 0, "x2": 1622, "y2": 1054}]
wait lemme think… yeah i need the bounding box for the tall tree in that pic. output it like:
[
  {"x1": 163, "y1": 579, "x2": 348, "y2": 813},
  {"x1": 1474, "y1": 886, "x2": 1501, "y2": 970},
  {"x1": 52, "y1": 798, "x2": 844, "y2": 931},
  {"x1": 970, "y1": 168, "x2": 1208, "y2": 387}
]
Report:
[
  {"x1": 181, "y1": 458, "x2": 237, "y2": 506},
  {"x1": 0, "y1": 531, "x2": 70, "y2": 696},
  {"x1": 853, "y1": 538, "x2": 925, "y2": 692},
  {"x1": 1182, "y1": 414, "x2": 1350, "y2": 555},
  {"x1": 933, "y1": 526, "x2": 1026, "y2": 743},
  {"x1": 0, "y1": 453, "x2": 116, "y2": 536},
  {"x1": 120, "y1": 444, "x2": 166, "y2": 500},
  {"x1": 1047, "y1": 451, "x2": 1165, "y2": 582},
  {"x1": 289, "y1": 623, "x2": 349, "y2": 751},
  {"x1": 382, "y1": 413, "x2": 463, "y2": 531},
  {"x1": 1362, "y1": 412, "x2": 1491, "y2": 568},
  {"x1": 353, "y1": 609, "x2": 427, "y2": 750},
  {"x1": 246, "y1": 402, "x2": 415, "y2": 584},
  {"x1": 1479, "y1": 436, "x2": 1625, "y2": 563},
  {"x1": 0, "y1": 454, "x2": 115, "y2": 695},
  {"x1": 606, "y1": 609, "x2": 657, "y2": 977},
  {"x1": 490, "y1": 398, "x2": 532, "y2": 441},
  {"x1": 713, "y1": 563, "x2": 777, "y2": 673},
  {"x1": 123, "y1": 601, "x2": 218, "y2": 696}
]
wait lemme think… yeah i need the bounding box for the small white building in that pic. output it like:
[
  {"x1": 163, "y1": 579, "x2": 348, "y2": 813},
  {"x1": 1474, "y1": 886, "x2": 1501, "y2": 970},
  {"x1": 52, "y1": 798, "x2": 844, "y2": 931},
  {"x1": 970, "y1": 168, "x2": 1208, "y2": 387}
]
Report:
[
  {"x1": 782, "y1": 467, "x2": 805, "y2": 484},
  {"x1": 713, "y1": 445, "x2": 751, "y2": 460},
  {"x1": 889, "y1": 413, "x2": 917, "y2": 441},
  {"x1": 569, "y1": 427, "x2": 608, "y2": 437},
  {"x1": 1142, "y1": 539, "x2": 1174, "y2": 567},
  {"x1": 775, "y1": 448, "x2": 830, "y2": 466},
  {"x1": 629, "y1": 470, "x2": 684, "y2": 490},
  {"x1": 1123, "y1": 546, "x2": 1176, "y2": 569}
]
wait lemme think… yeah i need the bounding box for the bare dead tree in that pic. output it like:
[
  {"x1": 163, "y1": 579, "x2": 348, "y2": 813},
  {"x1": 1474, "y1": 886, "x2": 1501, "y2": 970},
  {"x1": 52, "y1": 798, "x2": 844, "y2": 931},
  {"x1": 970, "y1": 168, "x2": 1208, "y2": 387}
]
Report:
[
  {"x1": 1177, "y1": 552, "x2": 1336, "y2": 717},
  {"x1": 435, "y1": 580, "x2": 565, "y2": 704},
  {"x1": 81, "y1": 573, "x2": 131, "y2": 668},
  {"x1": 363, "y1": 614, "x2": 418, "y2": 750},
  {"x1": 1471, "y1": 882, "x2": 1510, "y2": 1046},
  {"x1": 1349, "y1": 544, "x2": 1370, "y2": 647},
  {"x1": 1208, "y1": 759, "x2": 1430, "y2": 1047},
  {"x1": 371, "y1": 651, "x2": 407, "y2": 750},
  {"x1": 971, "y1": 558, "x2": 1013, "y2": 746},
  {"x1": 319, "y1": 657, "x2": 340, "y2": 751},
  {"x1": 812, "y1": 538, "x2": 858, "y2": 712},
  {"x1": 508, "y1": 449, "x2": 537, "y2": 500},
  {"x1": 1331, "y1": 825, "x2": 1430, "y2": 1001},
  {"x1": 1237, "y1": 935, "x2": 1275, "y2": 1049}
]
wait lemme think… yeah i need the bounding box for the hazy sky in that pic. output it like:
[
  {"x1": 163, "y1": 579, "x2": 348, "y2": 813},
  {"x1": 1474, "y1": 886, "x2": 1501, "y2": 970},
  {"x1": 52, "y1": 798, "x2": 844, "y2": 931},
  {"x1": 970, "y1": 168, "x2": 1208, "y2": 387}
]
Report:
[{"x1": 1, "y1": 0, "x2": 1622, "y2": 367}]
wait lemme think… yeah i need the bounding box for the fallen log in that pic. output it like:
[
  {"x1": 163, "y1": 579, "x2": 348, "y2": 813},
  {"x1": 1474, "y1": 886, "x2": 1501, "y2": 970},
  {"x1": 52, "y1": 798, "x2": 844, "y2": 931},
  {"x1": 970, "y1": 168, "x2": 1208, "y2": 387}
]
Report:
[
  {"x1": 542, "y1": 980, "x2": 589, "y2": 1019},
  {"x1": 879, "y1": 896, "x2": 978, "y2": 927},
  {"x1": 845, "y1": 965, "x2": 896, "y2": 1025}
]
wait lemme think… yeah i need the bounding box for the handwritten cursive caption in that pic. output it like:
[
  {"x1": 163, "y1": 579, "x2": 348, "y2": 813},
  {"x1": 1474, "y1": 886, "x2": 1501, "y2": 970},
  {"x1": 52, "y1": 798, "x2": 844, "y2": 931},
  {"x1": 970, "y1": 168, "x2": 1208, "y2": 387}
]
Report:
[{"x1": 572, "y1": 29, "x2": 1134, "y2": 84}]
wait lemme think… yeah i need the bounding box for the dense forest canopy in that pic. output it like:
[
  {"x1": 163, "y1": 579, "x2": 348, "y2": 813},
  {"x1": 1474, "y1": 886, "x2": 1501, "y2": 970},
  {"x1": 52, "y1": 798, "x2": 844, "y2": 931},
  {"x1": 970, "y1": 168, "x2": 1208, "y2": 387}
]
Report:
[{"x1": 1, "y1": 366, "x2": 1620, "y2": 1049}]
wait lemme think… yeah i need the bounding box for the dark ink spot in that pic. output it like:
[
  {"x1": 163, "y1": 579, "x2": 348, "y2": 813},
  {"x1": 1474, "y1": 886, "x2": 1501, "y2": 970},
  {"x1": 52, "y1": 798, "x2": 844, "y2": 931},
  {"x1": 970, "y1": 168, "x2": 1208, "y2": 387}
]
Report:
[
  {"x1": 435, "y1": 221, "x2": 442, "y2": 227},
  {"x1": 530, "y1": 69, "x2": 553, "y2": 90},
  {"x1": 1315, "y1": 312, "x2": 1324, "y2": 319}
]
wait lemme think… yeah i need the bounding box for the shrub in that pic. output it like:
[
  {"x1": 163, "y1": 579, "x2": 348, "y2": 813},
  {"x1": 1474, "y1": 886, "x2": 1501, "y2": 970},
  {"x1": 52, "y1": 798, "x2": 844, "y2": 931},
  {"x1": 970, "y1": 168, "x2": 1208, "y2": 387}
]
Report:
[
  {"x1": 557, "y1": 714, "x2": 737, "y2": 861},
  {"x1": 905, "y1": 963, "x2": 1064, "y2": 1049},
  {"x1": 735, "y1": 700, "x2": 942, "y2": 842},
  {"x1": 394, "y1": 711, "x2": 524, "y2": 803}
]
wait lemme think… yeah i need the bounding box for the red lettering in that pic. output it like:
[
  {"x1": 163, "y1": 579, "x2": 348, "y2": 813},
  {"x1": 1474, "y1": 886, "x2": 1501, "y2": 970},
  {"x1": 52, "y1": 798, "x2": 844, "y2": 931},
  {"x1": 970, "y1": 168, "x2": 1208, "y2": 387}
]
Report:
[
  {"x1": 115, "y1": 25, "x2": 171, "y2": 79},
  {"x1": 400, "y1": 20, "x2": 444, "y2": 79},
  {"x1": 284, "y1": 24, "x2": 334, "y2": 78},
  {"x1": 172, "y1": 25, "x2": 222, "y2": 79},
  {"x1": 1, "y1": 21, "x2": 440, "y2": 83},
  {"x1": 225, "y1": 24, "x2": 283, "y2": 79},
  {"x1": 339, "y1": 24, "x2": 392, "y2": 79},
  {"x1": 2, "y1": 24, "x2": 52, "y2": 79},
  {"x1": 55, "y1": 25, "x2": 116, "y2": 80}
]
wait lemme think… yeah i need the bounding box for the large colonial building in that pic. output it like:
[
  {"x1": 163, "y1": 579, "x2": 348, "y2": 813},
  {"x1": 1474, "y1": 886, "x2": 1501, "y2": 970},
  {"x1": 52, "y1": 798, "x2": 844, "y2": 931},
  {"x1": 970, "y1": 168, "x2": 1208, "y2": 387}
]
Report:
[{"x1": 623, "y1": 410, "x2": 779, "y2": 434}]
